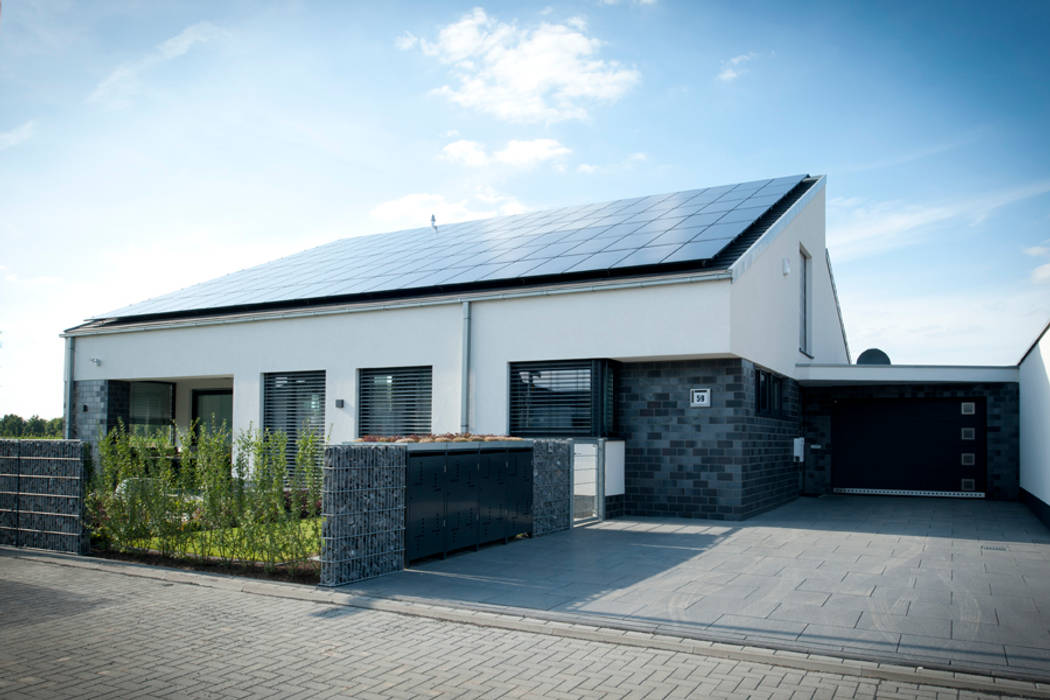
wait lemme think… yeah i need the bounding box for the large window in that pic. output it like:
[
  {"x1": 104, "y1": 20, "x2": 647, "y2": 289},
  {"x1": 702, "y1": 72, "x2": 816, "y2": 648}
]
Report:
[
  {"x1": 129, "y1": 381, "x2": 174, "y2": 438},
  {"x1": 358, "y1": 366, "x2": 432, "y2": 437},
  {"x1": 263, "y1": 371, "x2": 325, "y2": 473},
  {"x1": 755, "y1": 368, "x2": 785, "y2": 418},
  {"x1": 509, "y1": 359, "x2": 616, "y2": 437},
  {"x1": 800, "y1": 247, "x2": 812, "y2": 355}
]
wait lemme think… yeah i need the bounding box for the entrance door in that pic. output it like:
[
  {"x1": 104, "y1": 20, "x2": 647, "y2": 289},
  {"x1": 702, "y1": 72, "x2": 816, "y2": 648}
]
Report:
[
  {"x1": 192, "y1": 389, "x2": 233, "y2": 435},
  {"x1": 831, "y1": 398, "x2": 986, "y2": 496}
]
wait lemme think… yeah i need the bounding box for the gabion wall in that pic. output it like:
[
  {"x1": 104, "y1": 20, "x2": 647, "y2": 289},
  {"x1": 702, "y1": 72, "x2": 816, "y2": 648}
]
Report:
[
  {"x1": 532, "y1": 439, "x2": 572, "y2": 536},
  {"x1": 0, "y1": 439, "x2": 86, "y2": 553},
  {"x1": 320, "y1": 444, "x2": 406, "y2": 587}
]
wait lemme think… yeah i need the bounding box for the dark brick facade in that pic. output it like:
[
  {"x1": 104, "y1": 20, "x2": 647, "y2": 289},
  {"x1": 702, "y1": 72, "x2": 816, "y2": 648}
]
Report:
[
  {"x1": 617, "y1": 359, "x2": 802, "y2": 520},
  {"x1": 72, "y1": 379, "x2": 131, "y2": 467},
  {"x1": 800, "y1": 383, "x2": 1020, "y2": 500}
]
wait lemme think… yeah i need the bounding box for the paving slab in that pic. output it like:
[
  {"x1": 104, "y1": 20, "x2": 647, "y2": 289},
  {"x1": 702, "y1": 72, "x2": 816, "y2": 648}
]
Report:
[{"x1": 336, "y1": 494, "x2": 1050, "y2": 680}]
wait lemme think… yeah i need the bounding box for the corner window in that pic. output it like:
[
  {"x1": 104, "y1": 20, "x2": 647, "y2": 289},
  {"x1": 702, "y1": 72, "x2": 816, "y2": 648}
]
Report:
[
  {"x1": 263, "y1": 371, "x2": 326, "y2": 473},
  {"x1": 508, "y1": 359, "x2": 615, "y2": 437},
  {"x1": 358, "y1": 366, "x2": 432, "y2": 437},
  {"x1": 800, "y1": 247, "x2": 812, "y2": 355},
  {"x1": 129, "y1": 381, "x2": 174, "y2": 438},
  {"x1": 755, "y1": 369, "x2": 785, "y2": 417}
]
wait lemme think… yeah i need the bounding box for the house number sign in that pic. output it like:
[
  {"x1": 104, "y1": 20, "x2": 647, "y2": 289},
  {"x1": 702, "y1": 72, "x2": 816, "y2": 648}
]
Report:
[{"x1": 689, "y1": 388, "x2": 711, "y2": 408}]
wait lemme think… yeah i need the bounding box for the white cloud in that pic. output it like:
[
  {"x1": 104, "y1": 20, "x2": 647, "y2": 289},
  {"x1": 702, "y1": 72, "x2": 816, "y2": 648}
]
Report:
[
  {"x1": 440, "y1": 139, "x2": 491, "y2": 166},
  {"x1": 370, "y1": 188, "x2": 528, "y2": 231},
  {"x1": 493, "y1": 138, "x2": 570, "y2": 166},
  {"x1": 395, "y1": 31, "x2": 419, "y2": 50},
  {"x1": 828, "y1": 179, "x2": 1050, "y2": 262},
  {"x1": 1025, "y1": 245, "x2": 1050, "y2": 257},
  {"x1": 717, "y1": 52, "x2": 757, "y2": 82},
  {"x1": 411, "y1": 8, "x2": 640, "y2": 123},
  {"x1": 575, "y1": 150, "x2": 647, "y2": 175},
  {"x1": 0, "y1": 120, "x2": 36, "y2": 150},
  {"x1": 1033, "y1": 263, "x2": 1050, "y2": 284},
  {"x1": 88, "y1": 22, "x2": 226, "y2": 108},
  {"x1": 439, "y1": 137, "x2": 570, "y2": 168}
]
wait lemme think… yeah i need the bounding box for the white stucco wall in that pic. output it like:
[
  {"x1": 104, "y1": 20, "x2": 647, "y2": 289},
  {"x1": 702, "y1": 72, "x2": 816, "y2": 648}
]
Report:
[
  {"x1": 71, "y1": 278, "x2": 732, "y2": 442},
  {"x1": 1020, "y1": 325, "x2": 1050, "y2": 505},
  {"x1": 728, "y1": 183, "x2": 849, "y2": 376}
]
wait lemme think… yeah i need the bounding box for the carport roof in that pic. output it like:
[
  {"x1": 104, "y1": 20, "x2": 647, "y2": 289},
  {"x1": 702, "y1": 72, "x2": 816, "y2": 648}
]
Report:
[{"x1": 77, "y1": 174, "x2": 816, "y2": 328}]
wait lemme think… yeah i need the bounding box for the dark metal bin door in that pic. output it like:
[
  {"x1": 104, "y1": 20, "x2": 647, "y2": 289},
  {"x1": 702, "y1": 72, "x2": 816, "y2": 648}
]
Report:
[
  {"x1": 831, "y1": 398, "x2": 987, "y2": 495},
  {"x1": 478, "y1": 450, "x2": 507, "y2": 544},
  {"x1": 508, "y1": 449, "x2": 533, "y2": 537},
  {"x1": 445, "y1": 450, "x2": 479, "y2": 553},
  {"x1": 406, "y1": 453, "x2": 445, "y2": 562}
]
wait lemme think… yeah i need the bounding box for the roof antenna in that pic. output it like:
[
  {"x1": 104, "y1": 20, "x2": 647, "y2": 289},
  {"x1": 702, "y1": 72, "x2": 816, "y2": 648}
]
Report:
[{"x1": 431, "y1": 214, "x2": 437, "y2": 232}]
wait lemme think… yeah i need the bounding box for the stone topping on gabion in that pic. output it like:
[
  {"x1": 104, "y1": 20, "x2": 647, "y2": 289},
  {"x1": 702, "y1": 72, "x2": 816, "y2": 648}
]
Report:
[
  {"x1": 532, "y1": 439, "x2": 571, "y2": 537},
  {"x1": 321, "y1": 444, "x2": 406, "y2": 586}
]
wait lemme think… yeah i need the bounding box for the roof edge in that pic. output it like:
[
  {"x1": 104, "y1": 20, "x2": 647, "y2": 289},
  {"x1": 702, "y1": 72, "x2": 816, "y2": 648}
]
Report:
[{"x1": 1018, "y1": 319, "x2": 1050, "y2": 366}]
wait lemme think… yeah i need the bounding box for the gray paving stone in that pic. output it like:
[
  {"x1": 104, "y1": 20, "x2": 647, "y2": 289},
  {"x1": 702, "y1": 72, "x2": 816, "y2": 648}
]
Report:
[
  {"x1": 769, "y1": 604, "x2": 863, "y2": 629},
  {"x1": 857, "y1": 611, "x2": 952, "y2": 638}
]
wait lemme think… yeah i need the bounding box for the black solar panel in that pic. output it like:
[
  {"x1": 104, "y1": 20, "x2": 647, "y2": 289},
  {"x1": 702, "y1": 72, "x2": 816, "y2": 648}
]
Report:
[{"x1": 96, "y1": 174, "x2": 807, "y2": 319}]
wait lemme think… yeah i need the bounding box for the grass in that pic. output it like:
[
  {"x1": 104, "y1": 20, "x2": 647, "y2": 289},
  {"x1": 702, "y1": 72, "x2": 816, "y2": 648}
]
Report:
[{"x1": 138, "y1": 517, "x2": 322, "y2": 561}]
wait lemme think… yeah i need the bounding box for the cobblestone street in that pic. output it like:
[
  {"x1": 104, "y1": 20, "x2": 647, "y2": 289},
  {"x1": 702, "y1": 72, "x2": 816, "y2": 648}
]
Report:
[{"x1": 0, "y1": 553, "x2": 1043, "y2": 699}]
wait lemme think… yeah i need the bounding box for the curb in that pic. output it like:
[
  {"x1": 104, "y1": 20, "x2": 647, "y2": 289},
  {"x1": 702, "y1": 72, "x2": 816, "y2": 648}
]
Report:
[{"x1": 3, "y1": 546, "x2": 1047, "y2": 699}]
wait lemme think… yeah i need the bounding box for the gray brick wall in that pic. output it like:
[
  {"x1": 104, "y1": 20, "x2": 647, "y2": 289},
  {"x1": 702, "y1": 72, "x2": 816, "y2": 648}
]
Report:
[
  {"x1": 73, "y1": 380, "x2": 131, "y2": 468},
  {"x1": 617, "y1": 359, "x2": 801, "y2": 520},
  {"x1": 800, "y1": 383, "x2": 1020, "y2": 499}
]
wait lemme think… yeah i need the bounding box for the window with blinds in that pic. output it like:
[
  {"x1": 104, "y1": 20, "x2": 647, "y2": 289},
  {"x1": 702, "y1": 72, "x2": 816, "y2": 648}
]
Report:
[
  {"x1": 358, "y1": 366, "x2": 433, "y2": 437},
  {"x1": 508, "y1": 359, "x2": 616, "y2": 437},
  {"x1": 262, "y1": 370, "x2": 326, "y2": 474},
  {"x1": 129, "y1": 381, "x2": 174, "y2": 439}
]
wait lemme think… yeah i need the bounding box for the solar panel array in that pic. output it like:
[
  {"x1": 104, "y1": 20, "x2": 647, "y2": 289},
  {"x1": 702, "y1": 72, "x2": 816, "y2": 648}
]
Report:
[{"x1": 98, "y1": 174, "x2": 807, "y2": 320}]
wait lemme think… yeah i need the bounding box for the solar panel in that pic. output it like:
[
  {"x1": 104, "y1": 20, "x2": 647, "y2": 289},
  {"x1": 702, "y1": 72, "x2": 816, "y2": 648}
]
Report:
[{"x1": 96, "y1": 174, "x2": 808, "y2": 320}]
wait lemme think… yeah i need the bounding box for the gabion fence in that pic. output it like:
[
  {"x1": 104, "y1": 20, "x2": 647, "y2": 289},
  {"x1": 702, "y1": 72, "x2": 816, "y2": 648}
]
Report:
[
  {"x1": 320, "y1": 444, "x2": 405, "y2": 586},
  {"x1": 0, "y1": 439, "x2": 86, "y2": 553}
]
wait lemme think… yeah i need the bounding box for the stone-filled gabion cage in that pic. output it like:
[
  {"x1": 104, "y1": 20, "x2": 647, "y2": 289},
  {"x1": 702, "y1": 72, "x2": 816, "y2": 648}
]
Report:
[
  {"x1": 0, "y1": 439, "x2": 86, "y2": 554},
  {"x1": 320, "y1": 444, "x2": 406, "y2": 587}
]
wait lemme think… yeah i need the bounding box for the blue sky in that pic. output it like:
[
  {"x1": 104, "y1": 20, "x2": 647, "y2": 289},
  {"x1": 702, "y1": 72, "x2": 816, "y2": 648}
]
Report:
[{"x1": 1, "y1": 0, "x2": 1049, "y2": 418}]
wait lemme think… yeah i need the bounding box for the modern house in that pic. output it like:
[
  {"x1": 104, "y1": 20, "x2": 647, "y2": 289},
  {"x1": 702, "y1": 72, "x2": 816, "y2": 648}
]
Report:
[{"x1": 62, "y1": 173, "x2": 1045, "y2": 521}]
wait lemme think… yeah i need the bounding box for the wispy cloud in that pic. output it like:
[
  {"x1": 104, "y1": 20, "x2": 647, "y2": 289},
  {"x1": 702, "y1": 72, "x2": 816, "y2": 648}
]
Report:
[
  {"x1": 440, "y1": 137, "x2": 571, "y2": 168},
  {"x1": 842, "y1": 132, "x2": 982, "y2": 174},
  {"x1": 88, "y1": 22, "x2": 226, "y2": 108},
  {"x1": 402, "y1": 8, "x2": 640, "y2": 123},
  {"x1": 576, "y1": 151, "x2": 646, "y2": 175},
  {"x1": 828, "y1": 179, "x2": 1050, "y2": 261},
  {"x1": 0, "y1": 121, "x2": 37, "y2": 150},
  {"x1": 716, "y1": 52, "x2": 757, "y2": 82},
  {"x1": 370, "y1": 187, "x2": 528, "y2": 231}
]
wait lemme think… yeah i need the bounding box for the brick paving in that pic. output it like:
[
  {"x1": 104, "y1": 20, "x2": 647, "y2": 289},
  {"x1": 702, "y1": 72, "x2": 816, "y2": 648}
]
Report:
[{"x1": 0, "y1": 554, "x2": 1041, "y2": 699}]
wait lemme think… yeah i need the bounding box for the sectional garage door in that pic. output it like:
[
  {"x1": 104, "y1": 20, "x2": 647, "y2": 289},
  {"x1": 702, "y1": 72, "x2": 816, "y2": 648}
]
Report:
[{"x1": 831, "y1": 398, "x2": 986, "y2": 497}]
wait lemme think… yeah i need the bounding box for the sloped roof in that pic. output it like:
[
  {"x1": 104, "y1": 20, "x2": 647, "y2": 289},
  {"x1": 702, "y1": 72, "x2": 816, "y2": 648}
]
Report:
[{"x1": 92, "y1": 173, "x2": 811, "y2": 323}]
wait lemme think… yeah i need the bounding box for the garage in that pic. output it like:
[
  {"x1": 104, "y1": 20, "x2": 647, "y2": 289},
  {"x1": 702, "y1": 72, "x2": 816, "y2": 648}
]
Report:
[{"x1": 830, "y1": 397, "x2": 986, "y2": 497}]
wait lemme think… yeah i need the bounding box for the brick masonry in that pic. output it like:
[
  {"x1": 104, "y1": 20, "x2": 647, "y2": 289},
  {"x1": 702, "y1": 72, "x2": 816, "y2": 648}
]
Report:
[
  {"x1": 0, "y1": 439, "x2": 86, "y2": 553},
  {"x1": 617, "y1": 358, "x2": 801, "y2": 520},
  {"x1": 73, "y1": 379, "x2": 130, "y2": 468},
  {"x1": 801, "y1": 383, "x2": 1020, "y2": 500}
]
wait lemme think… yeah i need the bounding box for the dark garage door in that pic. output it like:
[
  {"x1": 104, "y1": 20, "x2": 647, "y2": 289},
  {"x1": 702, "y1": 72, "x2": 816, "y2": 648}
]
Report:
[{"x1": 831, "y1": 398, "x2": 986, "y2": 497}]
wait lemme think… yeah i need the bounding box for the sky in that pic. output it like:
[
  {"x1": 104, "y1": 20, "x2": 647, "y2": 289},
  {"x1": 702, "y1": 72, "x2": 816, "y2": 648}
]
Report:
[{"x1": 1, "y1": 0, "x2": 1049, "y2": 419}]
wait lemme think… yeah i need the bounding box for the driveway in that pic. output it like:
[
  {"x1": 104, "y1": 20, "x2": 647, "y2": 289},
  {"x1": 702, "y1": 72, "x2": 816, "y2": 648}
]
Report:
[{"x1": 340, "y1": 495, "x2": 1050, "y2": 680}]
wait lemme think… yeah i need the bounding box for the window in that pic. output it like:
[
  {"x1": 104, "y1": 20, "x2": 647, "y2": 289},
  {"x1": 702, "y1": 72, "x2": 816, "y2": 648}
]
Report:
[
  {"x1": 755, "y1": 369, "x2": 785, "y2": 417},
  {"x1": 508, "y1": 359, "x2": 616, "y2": 437},
  {"x1": 358, "y1": 366, "x2": 432, "y2": 437},
  {"x1": 799, "y1": 247, "x2": 812, "y2": 355},
  {"x1": 129, "y1": 381, "x2": 174, "y2": 438},
  {"x1": 263, "y1": 371, "x2": 325, "y2": 474}
]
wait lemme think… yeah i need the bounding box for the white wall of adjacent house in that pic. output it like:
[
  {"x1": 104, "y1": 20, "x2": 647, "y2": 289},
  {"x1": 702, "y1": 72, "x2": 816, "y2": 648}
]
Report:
[
  {"x1": 70, "y1": 278, "x2": 733, "y2": 442},
  {"x1": 1019, "y1": 325, "x2": 1050, "y2": 505},
  {"x1": 729, "y1": 184, "x2": 849, "y2": 376}
]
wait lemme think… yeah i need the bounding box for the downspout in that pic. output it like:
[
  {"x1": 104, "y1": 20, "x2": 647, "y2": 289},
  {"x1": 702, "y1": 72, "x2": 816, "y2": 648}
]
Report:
[
  {"x1": 63, "y1": 336, "x2": 75, "y2": 439},
  {"x1": 460, "y1": 301, "x2": 471, "y2": 434}
]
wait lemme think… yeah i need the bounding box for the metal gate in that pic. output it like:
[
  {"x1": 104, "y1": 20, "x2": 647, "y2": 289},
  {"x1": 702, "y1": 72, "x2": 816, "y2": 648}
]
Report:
[
  {"x1": 572, "y1": 439, "x2": 605, "y2": 524},
  {"x1": 405, "y1": 446, "x2": 532, "y2": 563}
]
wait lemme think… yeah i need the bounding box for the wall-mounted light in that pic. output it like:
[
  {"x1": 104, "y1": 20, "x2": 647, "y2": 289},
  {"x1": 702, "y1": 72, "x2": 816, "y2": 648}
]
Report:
[
  {"x1": 335, "y1": 399, "x2": 345, "y2": 408},
  {"x1": 782, "y1": 258, "x2": 791, "y2": 276},
  {"x1": 89, "y1": 357, "x2": 102, "y2": 367}
]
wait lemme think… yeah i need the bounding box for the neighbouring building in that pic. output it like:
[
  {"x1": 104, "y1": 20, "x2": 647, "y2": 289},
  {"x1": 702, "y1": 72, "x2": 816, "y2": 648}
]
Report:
[{"x1": 63, "y1": 173, "x2": 1045, "y2": 521}]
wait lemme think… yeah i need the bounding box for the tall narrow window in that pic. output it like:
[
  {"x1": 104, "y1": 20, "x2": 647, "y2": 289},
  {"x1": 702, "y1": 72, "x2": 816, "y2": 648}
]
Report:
[
  {"x1": 358, "y1": 366, "x2": 432, "y2": 437},
  {"x1": 799, "y1": 247, "x2": 812, "y2": 354},
  {"x1": 263, "y1": 370, "x2": 325, "y2": 475},
  {"x1": 508, "y1": 359, "x2": 615, "y2": 437}
]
